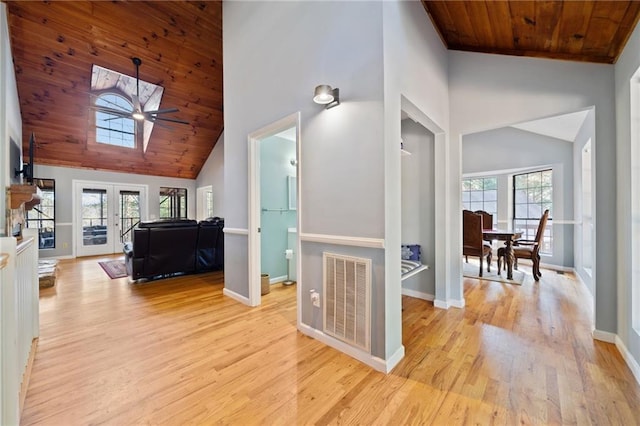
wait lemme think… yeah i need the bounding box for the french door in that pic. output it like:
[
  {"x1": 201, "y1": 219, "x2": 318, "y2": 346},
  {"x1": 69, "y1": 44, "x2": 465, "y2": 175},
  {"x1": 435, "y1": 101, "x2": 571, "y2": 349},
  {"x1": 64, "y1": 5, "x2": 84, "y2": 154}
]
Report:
[{"x1": 74, "y1": 181, "x2": 147, "y2": 257}]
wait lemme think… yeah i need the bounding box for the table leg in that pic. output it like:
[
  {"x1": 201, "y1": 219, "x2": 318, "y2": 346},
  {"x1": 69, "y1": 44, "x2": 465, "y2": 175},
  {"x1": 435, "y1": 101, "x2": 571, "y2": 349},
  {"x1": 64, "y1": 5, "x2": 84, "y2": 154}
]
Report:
[{"x1": 505, "y1": 240, "x2": 515, "y2": 280}]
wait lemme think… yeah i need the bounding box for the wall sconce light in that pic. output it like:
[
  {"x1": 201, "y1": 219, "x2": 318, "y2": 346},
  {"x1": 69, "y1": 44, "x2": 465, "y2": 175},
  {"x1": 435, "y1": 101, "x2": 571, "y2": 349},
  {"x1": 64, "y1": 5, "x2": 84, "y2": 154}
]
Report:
[{"x1": 313, "y1": 84, "x2": 340, "y2": 109}]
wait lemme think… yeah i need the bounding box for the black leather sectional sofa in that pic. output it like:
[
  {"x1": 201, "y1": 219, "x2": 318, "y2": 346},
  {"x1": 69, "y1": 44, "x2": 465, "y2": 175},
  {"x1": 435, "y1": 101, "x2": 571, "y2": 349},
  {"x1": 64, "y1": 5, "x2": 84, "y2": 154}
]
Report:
[{"x1": 123, "y1": 217, "x2": 224, "y2": 280}]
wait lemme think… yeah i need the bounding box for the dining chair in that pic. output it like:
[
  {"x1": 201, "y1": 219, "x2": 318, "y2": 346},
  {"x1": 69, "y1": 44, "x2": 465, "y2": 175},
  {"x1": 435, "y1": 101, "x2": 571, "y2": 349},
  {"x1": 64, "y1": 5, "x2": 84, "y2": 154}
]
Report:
[
  {"x1": 474, "y1": 210, "x2": 493, "y2": 230},
  {"x1": 497, "y1": 209, "x2": 549, "y2": 281},
  {"x1": 462, "y1": 210, "x2": 492, "y2": 277},
  {"x1": 475, "y1": 210, "x2": 494, "y2": 245}
]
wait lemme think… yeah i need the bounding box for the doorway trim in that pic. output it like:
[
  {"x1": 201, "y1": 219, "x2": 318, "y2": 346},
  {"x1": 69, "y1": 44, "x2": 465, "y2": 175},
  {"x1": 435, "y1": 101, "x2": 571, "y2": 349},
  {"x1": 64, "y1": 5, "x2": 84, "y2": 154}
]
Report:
[{"x1": 248, "y1": 112, "x2": 301, "y2": 311}]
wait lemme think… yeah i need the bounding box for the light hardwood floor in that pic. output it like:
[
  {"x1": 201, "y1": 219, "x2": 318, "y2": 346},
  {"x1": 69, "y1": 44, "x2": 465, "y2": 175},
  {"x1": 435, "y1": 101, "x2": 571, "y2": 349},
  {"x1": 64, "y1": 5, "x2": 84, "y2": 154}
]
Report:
[{"x1": 21, "y1": 256, "x2": 640, "y2": 425}]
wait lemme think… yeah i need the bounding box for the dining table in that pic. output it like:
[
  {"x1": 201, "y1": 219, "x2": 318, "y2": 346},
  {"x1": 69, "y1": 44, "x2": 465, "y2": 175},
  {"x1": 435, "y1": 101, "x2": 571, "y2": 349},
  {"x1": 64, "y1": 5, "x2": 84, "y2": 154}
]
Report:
[{"x1": 482, "y1": 229, "x2": 523, "y2": 280}]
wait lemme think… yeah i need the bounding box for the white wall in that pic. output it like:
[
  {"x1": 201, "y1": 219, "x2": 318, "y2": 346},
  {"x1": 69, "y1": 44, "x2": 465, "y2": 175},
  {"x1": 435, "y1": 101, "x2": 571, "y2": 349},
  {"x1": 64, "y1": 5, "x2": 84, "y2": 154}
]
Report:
[
  {"x1": 573, "y1": 109, "x2": 596, "y2": 295},
  {"x1": 1, "y1": 4, "x2": 23, "y2": 236},
  {"x1": 196, "y1": 132, "x2": 224, "y2": 218},
  {"x1": 462, "y1": 126, "x2": 575, "y2": 268},
  {"x1": 449, "y1": 51, "x2": 617, "y2": 335},
  {"x1": 614, "y1": 16, "x2": 640, "y2": 381},
  {"x1": 34, "y1": 164, "x2": 196, "y2": 258}
]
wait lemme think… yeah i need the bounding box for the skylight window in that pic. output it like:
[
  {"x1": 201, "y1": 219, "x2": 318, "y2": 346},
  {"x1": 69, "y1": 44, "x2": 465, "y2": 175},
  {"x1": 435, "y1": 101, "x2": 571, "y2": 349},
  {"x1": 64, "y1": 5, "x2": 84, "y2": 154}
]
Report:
[
  {"x1": 95, "y1": 93, "x2": 136, "y2": 148},
  {"x1": 90, "y1": 64, "x2": 164, "y2": 151}
]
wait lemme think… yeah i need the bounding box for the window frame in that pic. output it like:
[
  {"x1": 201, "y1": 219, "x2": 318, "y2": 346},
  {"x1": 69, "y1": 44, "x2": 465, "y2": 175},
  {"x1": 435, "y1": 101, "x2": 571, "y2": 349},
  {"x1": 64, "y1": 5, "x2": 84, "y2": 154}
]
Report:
[
  {"x1": 159, "y1": 187, "x2": 188, "y2": 219},
  {"x1": 462, "y1": 176, "x2": 498, "y2": 216},
  {"x1": 512, "y1": 169, "x2": 553, "y2": 254},
  {"x1": 25, "y1": 178, "x2": 56, "y2": 249},
  {"x1": 93, "y1": 92, "x2": 137, "y2": 149}
]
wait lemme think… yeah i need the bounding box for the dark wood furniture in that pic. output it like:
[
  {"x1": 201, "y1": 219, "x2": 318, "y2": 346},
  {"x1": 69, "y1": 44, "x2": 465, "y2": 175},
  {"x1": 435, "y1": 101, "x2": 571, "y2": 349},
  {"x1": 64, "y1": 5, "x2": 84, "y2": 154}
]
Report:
[
  {"x1": 483, "y1": 229, "x2": 523, "y2": 280},
  {"x1": 463, "y1": 210, "x2": 492, "y2": 277},
  {"x1": 498, "y1": 210, "x2": 549, "y2": 281},
  {"x1": 475, "y1": 210, "x2": 494, "y2": 245}
]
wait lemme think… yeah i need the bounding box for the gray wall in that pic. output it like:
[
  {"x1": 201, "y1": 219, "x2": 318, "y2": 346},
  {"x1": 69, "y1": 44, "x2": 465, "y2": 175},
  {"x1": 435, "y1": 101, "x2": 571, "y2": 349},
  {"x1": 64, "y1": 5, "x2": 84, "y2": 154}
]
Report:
[
  {"x1": 462, "y1": 126, "x2": 575, "y2": 268},
  {"x1": 223, "y1": 1, "x2": 387, "y2": 358},
  {"x1": 614, "y1": 14, "x2": 640, "y2": 378},
  {"x1": 401, "y1": 119, "x2": 435, "y2": 297},
  {"x1": 34, "y1": 164, "x2": 196, "y2": 258},
  {"x1": 195, "y1": 132, "x2": 224, "y2": 218},
  {"x1": 449, "y1": 51, "x2": 617, "y2": 334}
]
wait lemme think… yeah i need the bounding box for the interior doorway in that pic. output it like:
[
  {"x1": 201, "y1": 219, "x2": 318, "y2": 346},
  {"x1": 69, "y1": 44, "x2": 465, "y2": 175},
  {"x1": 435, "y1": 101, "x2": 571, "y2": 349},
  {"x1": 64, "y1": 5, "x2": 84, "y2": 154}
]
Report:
[
  {"x1": 248, "y1": 113, "x2": 301, "y2": 311},
  {"x1": 400, "y1": 114, "x2": 436, "y2": 302},
  {"x1": 74, "y1": 180, "x2": 147, "y2": 257}
]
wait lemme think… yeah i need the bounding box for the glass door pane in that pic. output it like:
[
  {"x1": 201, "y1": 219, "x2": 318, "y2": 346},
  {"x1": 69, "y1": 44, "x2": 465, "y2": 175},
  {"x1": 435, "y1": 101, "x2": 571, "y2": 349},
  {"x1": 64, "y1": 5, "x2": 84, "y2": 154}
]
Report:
[
  {"x1": 81, "y1": 188, "x2": 108, "y2": 247},
  {"x1": 120, "y1": 190, "x2": 141, "y2": 243}
]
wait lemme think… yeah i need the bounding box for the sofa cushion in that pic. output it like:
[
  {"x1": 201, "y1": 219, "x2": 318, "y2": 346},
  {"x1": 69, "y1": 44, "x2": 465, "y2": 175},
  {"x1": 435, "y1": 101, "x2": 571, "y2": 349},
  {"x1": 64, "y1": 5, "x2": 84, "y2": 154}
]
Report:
[
  {"x1": 138, "y1": 219, "x2": 197, "y2": 229},
  {"x1": 146, "y1": 226, "x2": 199, "y2": 276}
]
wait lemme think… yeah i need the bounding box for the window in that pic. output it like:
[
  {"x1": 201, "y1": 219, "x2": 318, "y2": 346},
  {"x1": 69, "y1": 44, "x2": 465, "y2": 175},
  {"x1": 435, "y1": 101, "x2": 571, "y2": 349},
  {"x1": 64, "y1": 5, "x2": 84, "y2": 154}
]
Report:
[
  {"x1": 160, "y1": 187, "x2": 187, "y2": 219},
  {"x1": 462, "y1": 177, "x2": 497, "y2": 215},
  {"x1": 94, "y1": 93, "x2": 136, "y2": 148},
  {"x1": 205, "y1": 190, "x2": 214, "y2": 218},
  {"x1": 25, "y1": 179, "x2": 56, "y2": 249},
  {"x1": 513, "y1": 169, "x2": 553, "y2": 254}
]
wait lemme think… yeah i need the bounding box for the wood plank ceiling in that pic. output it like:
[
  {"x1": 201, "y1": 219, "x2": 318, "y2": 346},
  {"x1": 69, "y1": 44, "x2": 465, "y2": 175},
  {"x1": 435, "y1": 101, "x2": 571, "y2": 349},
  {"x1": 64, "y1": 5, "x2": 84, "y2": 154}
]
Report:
[
  {"x1": 5, "y1": 1, "x2": 222, "y2": 179},
  {"x1": 422, "y1": 0, "x2": 640, "y2": 64}
]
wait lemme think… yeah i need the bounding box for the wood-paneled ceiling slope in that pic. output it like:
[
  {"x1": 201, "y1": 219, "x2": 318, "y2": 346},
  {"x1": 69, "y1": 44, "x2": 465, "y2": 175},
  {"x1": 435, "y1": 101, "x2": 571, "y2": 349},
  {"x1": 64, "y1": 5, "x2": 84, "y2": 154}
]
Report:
[
  {"x1": 422, "y1": 1, "x2": 640, "y2": 64},
  {"x1": 5, "y1": 1, "x2": 223, "y2": 179}
]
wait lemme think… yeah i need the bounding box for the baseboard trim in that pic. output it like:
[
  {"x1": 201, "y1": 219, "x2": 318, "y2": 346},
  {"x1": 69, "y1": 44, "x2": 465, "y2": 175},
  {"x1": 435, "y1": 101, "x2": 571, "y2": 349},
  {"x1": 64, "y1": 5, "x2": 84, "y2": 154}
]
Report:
[
  {"x1": 593, "y1": 329, "x2": 617, "y2": 343},
  {"x1": 450, "y1": 298, "x2": 465, "y2": 308},
  {"x1": 222, "y1": 288, "x2": 250, "y2": 305},
  {"x1": 615, "y1": 336, "x2": 640, "y2": 386},
  {"x1": 385, "y1": 345, "x2": 405, "y2": 373},
  {"x1": 223, "y1": 227, "x2": 249, "y2": 236},
  {"x1": 298, "y1": 323, "x2": 402, "y2": 373},
  {"x1": 433, "y1": 299, "x2": 449, "y2": 309},
  {"x1": 433, "y1": 298, "x2": 465, "y2": 309},
  {"x1": 269, "y1": 275, "x2": 288, "y2": 284},
  {"x1": 401, "y1": 288, "x2": 434, "y2": 301}
]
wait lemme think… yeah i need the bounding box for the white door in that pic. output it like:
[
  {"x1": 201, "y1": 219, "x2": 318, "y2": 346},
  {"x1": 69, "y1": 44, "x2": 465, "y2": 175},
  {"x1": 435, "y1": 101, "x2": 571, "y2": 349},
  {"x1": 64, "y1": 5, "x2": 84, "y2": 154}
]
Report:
[{"x1": 75, "y1": 181, "x2": 147, "y2": 257}]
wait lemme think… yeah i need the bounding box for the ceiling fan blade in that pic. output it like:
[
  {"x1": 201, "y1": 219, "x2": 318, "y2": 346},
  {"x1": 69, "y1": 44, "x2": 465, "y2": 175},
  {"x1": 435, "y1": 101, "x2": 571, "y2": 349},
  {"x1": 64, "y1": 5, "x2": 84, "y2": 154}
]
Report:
[
  {"x1": 145, "y1": 107, "x2": 179, "y2": 115},
  {"x1": 102, "y1": 115, "x2": 128, "y2": 122},
  {"x1": 151, "y1": 116, "x2": 190, "y2": 125}
]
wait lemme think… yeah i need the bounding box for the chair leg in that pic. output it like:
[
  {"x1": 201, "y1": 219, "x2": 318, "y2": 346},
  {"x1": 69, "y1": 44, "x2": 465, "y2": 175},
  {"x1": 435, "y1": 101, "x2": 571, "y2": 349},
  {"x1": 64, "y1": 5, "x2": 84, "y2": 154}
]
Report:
[
  {"x1": 533, "y1": 258, "x2": 540, "y2": 281},
  {"x1": 536, "y1": 254, "x2": 542, "y2": 278},
  {"x1": 497, "y1": 255, "x2": 501, "y2": 275},
  {"x1": 487, "y1": 252, "x2": 491, "y2": 273},
  {"x1": 479, "y1": 257, "x2": 483, "y2": 277}
]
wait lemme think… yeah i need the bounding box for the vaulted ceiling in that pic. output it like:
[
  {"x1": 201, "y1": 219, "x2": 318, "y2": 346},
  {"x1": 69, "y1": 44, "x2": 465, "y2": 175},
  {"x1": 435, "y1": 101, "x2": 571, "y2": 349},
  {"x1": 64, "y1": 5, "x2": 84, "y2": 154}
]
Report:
[
  {"x1": 421, "y1": 1, "x2": 640, "y2": 64},
  {"x1": 5, "y1": 1, "x2": 640, "y2": 180},
  {"x1": 5, "y1": 1, "x2": 222, "y2": 179}
]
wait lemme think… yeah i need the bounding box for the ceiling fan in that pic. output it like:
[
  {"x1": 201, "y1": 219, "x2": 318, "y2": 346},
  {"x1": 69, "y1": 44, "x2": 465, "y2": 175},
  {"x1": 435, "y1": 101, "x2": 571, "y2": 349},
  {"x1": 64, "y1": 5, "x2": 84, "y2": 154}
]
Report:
[{"x1": 93, "y1": 57, "x2": 189, "y2": 126}]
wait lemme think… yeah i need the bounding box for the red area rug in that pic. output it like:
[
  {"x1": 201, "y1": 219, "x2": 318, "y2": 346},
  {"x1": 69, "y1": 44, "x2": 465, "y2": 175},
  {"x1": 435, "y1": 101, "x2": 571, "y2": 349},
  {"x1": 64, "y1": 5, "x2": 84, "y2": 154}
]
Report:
[{"x1": 98, "y1": 259, "x2": 128, "y2": 279}]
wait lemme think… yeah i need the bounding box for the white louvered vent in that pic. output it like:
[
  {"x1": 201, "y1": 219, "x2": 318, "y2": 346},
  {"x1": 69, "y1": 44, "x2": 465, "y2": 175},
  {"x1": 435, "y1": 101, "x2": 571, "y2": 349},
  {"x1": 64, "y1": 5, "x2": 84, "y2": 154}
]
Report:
[{"x1": 322, "y1": 252, "x2": 371, "y2": 353}]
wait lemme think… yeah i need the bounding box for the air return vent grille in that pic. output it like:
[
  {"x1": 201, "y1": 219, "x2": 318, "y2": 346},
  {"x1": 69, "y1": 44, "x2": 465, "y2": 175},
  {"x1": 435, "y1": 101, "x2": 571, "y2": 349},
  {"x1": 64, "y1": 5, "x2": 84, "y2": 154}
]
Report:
[{"x1": 322, "y1": 252, "x2": 371, "y2": 352}]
